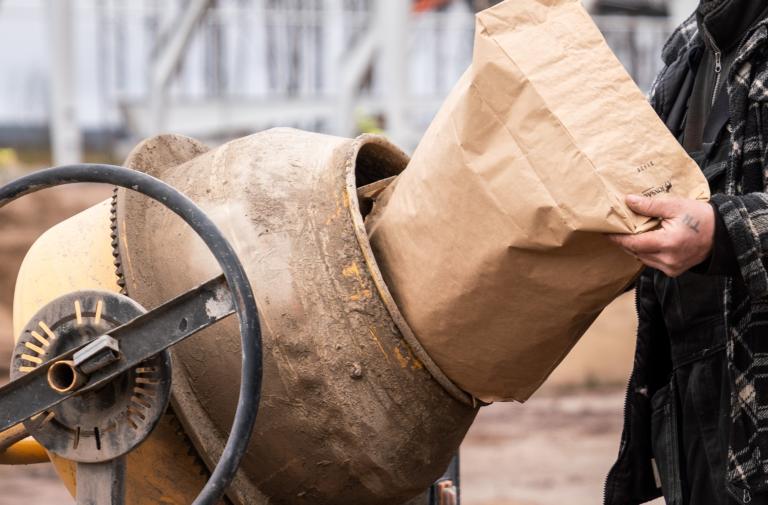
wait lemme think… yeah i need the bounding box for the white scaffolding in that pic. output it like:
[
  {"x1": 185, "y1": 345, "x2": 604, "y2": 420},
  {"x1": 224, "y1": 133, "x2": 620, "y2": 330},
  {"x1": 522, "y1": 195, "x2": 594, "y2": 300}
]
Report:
[
  {"x1": 48, "y1": 0, "x2": 82, "y2": 165},
  {"x1": 7, "y1": 0, "x2": 672, "y2": 156},
  {"x1": 129, "y1": 0, "x2": 427, "y2": 149}
]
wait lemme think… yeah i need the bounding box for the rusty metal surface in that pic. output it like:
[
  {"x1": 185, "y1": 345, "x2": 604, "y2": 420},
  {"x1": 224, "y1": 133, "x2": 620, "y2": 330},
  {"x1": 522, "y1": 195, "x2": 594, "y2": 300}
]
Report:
[
  {"x1": 116, "y1": 129, "x2": 478, "y2": 505},
  {"x1": 344, "y1": 137, "x2": 475, "y2": 407},
  {"x1": 119, "y1": 134, "x2": 265, "y2": 505}
]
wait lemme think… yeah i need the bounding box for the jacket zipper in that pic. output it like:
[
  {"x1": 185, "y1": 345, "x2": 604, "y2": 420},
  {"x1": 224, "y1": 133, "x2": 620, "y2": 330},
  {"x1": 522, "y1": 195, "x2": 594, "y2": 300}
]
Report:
[
  {"x1": 702, "y1": 25, "x2": 722, "y2": 107},
  {"x1": 603, "y1": 283, "x2": 643, "y2": 505},
  {"x1": 603, "y1": 370, "x2": 635, "y2": 505},
  {"x1": 704, "y1": 18, "x2": 766, "y2": 109}
]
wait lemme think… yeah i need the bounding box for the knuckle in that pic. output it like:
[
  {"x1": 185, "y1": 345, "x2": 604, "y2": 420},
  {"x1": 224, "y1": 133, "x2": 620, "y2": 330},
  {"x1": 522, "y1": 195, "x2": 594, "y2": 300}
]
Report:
[
  {"x1": 660, "y1": 255, "x2": 677, "y2": 269},
  {"x1": 668, "y1": 258, "x2": 686, "y2": 275},
  {"x1": 659, "y1": 196, "x2": 679, "y2": 214},
  {"x1": 657, "y1": 236, "x2": 671, "y2": 250}
]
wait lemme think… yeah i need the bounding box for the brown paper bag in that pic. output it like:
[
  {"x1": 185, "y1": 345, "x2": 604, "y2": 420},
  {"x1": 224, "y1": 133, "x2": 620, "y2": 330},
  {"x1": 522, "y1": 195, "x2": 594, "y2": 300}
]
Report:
[{"x1": 366, "y1": 0, "x2": 709, "y2": 403}]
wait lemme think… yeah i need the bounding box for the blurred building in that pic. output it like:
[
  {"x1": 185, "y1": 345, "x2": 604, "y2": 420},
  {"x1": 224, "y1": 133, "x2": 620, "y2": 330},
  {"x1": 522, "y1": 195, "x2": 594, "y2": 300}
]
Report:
[
  {"x1": 0, "y1": 0, "x2": 692, "y2": 162},
  {"x1": 593, "y1": 0, "x2": 668, "y2": 16}
]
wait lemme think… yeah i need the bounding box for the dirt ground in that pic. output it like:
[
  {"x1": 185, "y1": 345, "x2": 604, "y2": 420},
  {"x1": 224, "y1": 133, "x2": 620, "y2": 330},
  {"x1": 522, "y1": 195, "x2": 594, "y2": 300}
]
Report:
[
  {"x1": 461, "y1": 389, "x2": 664, "y2": 505},
  {"x1": 0, "y1": 176, "x2": 657, "y2": 504},
  {"x1": 0, "y1": 388, "x2": 663, "y2": 505}
]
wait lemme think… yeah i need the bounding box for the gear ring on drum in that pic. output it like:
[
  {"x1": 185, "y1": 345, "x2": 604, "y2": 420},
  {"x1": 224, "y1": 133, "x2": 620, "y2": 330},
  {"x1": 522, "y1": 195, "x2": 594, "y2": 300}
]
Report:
[{"x1": 0, "y1": 164, "x2": 263, "y2": 505}]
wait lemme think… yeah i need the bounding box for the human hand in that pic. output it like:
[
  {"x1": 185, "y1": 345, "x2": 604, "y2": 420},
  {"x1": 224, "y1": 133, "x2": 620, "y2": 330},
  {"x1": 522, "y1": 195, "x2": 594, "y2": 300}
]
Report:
[{"x1": 608, "y1": 194, "x2": 715, "y2": 278}]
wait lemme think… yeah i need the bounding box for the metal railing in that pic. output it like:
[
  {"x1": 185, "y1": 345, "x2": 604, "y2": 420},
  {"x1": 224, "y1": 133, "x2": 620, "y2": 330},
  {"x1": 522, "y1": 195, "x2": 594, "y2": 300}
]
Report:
[{"x1": 0, "y1": 0, "x2": 672, "y2": 149}]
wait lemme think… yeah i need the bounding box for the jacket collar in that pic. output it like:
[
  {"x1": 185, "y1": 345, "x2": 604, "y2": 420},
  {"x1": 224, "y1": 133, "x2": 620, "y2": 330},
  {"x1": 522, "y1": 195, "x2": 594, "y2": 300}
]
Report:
[
  {"x1": 661, "y1": 13, "x2": 701, "y2": 66},
  {"x1": 698, "y1": 0, "x2": 768, "y2": 52},
  {"x1": 660, "y1": 9, "x2": 768, "y2": 67}
]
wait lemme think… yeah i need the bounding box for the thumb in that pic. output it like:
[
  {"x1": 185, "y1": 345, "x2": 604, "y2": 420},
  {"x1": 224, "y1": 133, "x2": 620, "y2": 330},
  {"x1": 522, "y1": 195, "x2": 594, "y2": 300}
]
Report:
[{"x1": 625, "y1": 194, "x2": 679, "y2": 219}]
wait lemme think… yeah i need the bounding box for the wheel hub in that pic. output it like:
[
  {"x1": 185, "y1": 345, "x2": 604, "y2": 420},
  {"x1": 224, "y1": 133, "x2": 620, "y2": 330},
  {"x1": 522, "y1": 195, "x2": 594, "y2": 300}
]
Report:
[{"x1": 10, "y1": 291, "x2": 172, "y2": 463}]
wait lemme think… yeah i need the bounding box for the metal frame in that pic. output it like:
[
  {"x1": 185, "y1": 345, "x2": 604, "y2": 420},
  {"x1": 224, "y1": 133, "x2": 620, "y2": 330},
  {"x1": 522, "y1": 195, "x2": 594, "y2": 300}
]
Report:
[
  {"x1": 138, "y1": 0, "x2": 417, "y2": 145},
  {"x1": 76, "y1": 459, "x2": 127, "y2": 505},
  {"x1": 148, "y1": 0, "x2": 215, "y2": 136}
]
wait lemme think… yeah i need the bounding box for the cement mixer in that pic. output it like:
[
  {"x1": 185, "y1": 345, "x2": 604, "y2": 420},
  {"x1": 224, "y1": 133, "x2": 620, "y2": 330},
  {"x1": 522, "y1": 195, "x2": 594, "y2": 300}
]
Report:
[{"x1": 0, "y1": 129, "x2": 477, "y2": 505}]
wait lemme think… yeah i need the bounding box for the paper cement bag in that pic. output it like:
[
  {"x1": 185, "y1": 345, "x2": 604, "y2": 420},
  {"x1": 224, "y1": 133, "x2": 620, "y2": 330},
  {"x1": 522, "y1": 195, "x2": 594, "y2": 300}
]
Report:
[{"x1": 366, "y1": 0, "x2": 709, "y2": 403}]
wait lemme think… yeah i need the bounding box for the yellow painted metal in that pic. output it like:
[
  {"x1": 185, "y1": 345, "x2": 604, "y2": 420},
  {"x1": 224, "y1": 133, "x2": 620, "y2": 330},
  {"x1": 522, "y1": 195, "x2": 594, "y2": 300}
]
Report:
[
  {"x1": 0, "y1": 423, "x2": 48, "y2": 465},
  {"x1": 12, "y1": 200, "x2": 117, "y2": 340},
  {"x1": 10, "y1": 199, "x2": 208, "y2": 503},
  {"x1": 0, "y1": 438, "x2": 50, "y2": 465}
]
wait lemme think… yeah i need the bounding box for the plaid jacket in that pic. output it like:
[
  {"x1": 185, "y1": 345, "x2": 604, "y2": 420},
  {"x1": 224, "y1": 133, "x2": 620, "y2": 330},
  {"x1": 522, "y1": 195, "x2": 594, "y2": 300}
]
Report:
[{"x1": 605, "y1": 13, "x2": 768, "y2": 505}]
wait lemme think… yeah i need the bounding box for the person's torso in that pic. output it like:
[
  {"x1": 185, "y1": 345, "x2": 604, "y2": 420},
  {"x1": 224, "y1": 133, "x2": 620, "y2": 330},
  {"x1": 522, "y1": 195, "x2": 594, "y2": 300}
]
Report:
[{"x1": 652, "y1": 43, "x2": 732, "y2": 357}]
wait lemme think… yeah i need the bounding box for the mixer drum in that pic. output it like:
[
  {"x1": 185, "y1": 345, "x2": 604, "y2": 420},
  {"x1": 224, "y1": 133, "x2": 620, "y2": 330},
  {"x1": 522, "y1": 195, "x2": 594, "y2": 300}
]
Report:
[{"x1": 112, "y1": 129, "x2": 477, "y2": 504}]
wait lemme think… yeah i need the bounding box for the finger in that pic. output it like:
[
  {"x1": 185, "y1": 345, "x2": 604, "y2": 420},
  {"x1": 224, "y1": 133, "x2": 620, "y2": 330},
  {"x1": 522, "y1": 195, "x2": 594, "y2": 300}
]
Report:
[
  {"x1": 607, "y1": 234, "x2": 625, "y2": 245},
  {"x1": 608, "y1": 230, "x2": 665, "y2": 254},
  {"x1": 607, "y1": 234, "x2": 636, "y2": 254},
  {"x1": 625, "y1": 194, "x2": 681, "y2": 219},
  {"x1": 606, "y1": 239, "x2": 637, "y2": 259}
]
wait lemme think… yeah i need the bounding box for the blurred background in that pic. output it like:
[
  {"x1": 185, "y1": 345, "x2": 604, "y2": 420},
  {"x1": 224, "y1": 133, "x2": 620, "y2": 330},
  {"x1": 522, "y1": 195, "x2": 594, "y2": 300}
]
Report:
[{"x1": 0, "y1": 0, "x2": 696, "y2": 503}]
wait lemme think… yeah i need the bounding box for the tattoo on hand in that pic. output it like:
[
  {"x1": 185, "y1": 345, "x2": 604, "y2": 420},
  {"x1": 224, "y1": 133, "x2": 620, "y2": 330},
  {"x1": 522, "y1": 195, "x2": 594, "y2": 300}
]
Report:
[{"x1": 682, "y1": 214, "x2": 700, "y2": 233}]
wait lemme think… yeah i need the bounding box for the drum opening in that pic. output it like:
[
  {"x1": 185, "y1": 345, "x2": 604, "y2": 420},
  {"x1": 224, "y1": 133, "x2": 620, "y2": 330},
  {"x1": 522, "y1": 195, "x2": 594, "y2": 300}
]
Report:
[{"x1": 353, "y1": 141, "x2": 407, "y2": 219}]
